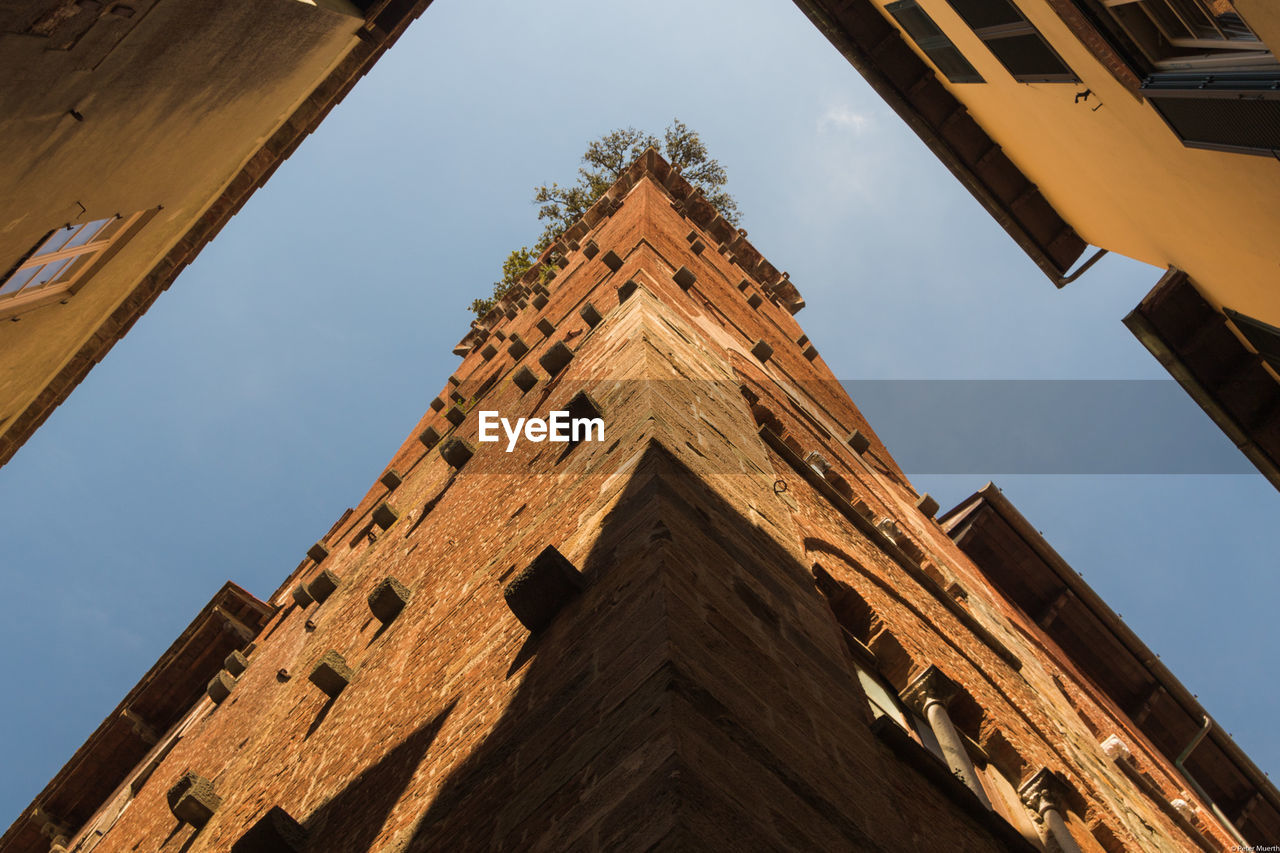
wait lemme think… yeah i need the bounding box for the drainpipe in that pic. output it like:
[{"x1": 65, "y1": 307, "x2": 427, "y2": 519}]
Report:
[
  {"x1": 1053, "y1": 247, "x2": 1108, "y2": 288},
  {"x1": 1175, "y1": 715, "x2": 1250, "y2": 848},
  {"x1": 1019, "y1": 769, "x2": 1084, "y2": 853},
  {"x1": 901, "y1": 666, "x2": 993, "y2": 810}
]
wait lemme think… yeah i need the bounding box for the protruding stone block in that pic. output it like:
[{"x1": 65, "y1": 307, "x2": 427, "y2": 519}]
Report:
[
  {"x1": 307, "y1": 542, "x2": 329, "y2": 563},
  {"x1": 368, "y1": 577, "x2": 411, "y2": 624},
  {"x1": 231, "y1": 806, "x2": 308, "y2": 853},
  {"x1": 207, "y1": 670, "x2": 236, "y2": 704},
  {"x1": 380, "y1": 469, "x2": 403, "y2": 490},
  {"x1": 536, "y1": 317, "x2": 555, "y2": 337},
  {"x1": 418, "y1": 426, "x2": 441, "y2": 450},
  {"x1": 444, "y1": 405, "x2": 465, "y2": 427},
  {"x1": 307, "y1": 569, "x2": 341, "y2": 604},
  {"x1": 579, "y1": 302, "x2": 602, "y2": 328},
  {"x1": 167, "y1": 772, "x2": 222, "y2": 828},
  {"x1": 916, "y1": 493, "x2": 940, "y2": 518},
  {"x1": 617, "y1": 279, "x2": 638, "y2": 302},
  {"x1": 750, "y1": 340, "x2": 773, "y2": 363},
  {"x1": 372, "y1": 501, "x2": 400, "y2": 530},
  {"x1": 583, "y1": 239, "x2": 599, "y2": 259},
  {"x1": 291, "y1": 583, "x2": 314, "y2": 608},
  {"x1": 440, "y1": 437, "x2": 474, "y2": 469},
  {"x1": 847, "y1": 430, "x2": 871, "y2": 454},
  {"x1": 512, "y1": 366, "x2": 538, "y2": 393},
  {"x1": 673, "y1": 266, "x2": 696, "y2": 289},
  {"x1": 508, "y1": 336, "x2": 529, "y2": 359},
  {"x1": 539, "y1": 342, "x2": 574, "y2": 376},
  {"x1": 480, "y1": 343, "x2": 497, "y2": 360},
  {"x1": 224, "y1": 650, "x2": 249, "y2": 677},
  {"x1": 532, "y1": 293, "x2": 548, "y2": 310},
  {"x1": 308, "y1": 650, "x2": 352, "y2": 699},
  {"x1": 504, "y1": 545, "x2": 585, "y2": 632},
  {"x1": 602, "y1": 249, "x2": 623, "y2": 271}
]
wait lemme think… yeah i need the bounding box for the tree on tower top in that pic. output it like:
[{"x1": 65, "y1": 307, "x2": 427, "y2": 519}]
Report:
[{"x1": 471, "y1": 120, "x2": 740, "y2": 317}]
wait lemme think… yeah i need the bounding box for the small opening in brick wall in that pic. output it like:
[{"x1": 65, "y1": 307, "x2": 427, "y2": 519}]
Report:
[{"x1": 561, "y1": 391, "x2": 603, "y2": 455}]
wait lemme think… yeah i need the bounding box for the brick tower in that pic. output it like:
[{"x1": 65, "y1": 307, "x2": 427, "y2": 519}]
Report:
[{"x1": 5, "y1": 150, "x2": 1276, "y2": 852}]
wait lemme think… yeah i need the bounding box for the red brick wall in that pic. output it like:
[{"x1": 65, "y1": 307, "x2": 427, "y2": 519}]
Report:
[{"x1": 53, "y1": 154, "x2": 1229, "y2": 852}]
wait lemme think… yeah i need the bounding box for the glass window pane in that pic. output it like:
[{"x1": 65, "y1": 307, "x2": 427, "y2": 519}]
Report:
[
  {"x1": 29, "y1": 257, "x2": 73, "y2": 288},
  {"x1": 888, "y1": 0, "x2": 986, "y2": 84},
  {"x1": 61, "y1": 218, "x2": 113, "y2": 250},
  {"x1": 856, "y1": 668, "x2": 913, "y2": 730},
  {"x1": 1, "y1": 265, "x2": 41, "y2": 295},
  {"x1": 945, "y1": 0, "x2": 1025, "y2": 30},
  {"x1": 985, "y1": 32, "x2": 1076, "y2": 80},
  {"x1": 34, "y1": 225, "x2": 79, "y2": 256}
]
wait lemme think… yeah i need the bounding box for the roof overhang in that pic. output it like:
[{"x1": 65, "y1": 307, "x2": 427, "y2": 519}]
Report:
[
  {"x1": 0, "y1": 583, "x2": 272, "y2": 853},
  {"x1": 790, "y1": 0, "x2": 1089, "y2": 285},
  {"x1": 940, "y1": 483, "x2": 1280, "y2": 843}
]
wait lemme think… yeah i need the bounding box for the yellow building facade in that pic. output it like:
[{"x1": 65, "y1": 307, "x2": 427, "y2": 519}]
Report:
[
  {"x1": 795, "y1": 0, "x2": 1280, "y2": 487},
  {"x1": 0, "y1": 0, "x2": 433, "y2": 469}
]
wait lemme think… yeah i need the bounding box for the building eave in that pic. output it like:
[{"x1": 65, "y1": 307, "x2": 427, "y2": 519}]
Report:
[
  {"x1": 790, "y1": 0, "x2": 1088, "y2": 284},
  {"x1": 0, "y1": 583, "x2": 272, "y2": 853},
  {"x1": 1124, "y1": 268, "x2": 1280, "y2": 492},
  {"x1": 941, "y1": 483, "x2": 1280, "y2": 843}
]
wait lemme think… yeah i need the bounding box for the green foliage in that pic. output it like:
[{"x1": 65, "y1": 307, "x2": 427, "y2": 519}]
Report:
[
  {"x1": 471, "y1": 120, "x2": 739, "y2": 317},
  {"x1": 469, "y1": 246, "x2": 531, "y2": 318}
]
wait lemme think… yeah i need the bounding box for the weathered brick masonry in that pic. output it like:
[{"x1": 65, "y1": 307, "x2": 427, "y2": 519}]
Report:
[{"x1": 6, "y1": 150, "x2": 1273, "y2": 852}]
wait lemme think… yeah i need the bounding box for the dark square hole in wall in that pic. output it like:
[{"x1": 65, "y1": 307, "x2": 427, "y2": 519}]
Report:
[
  {"x1": 539, "y1": 342, "x2": 574, "y2": 376},
  {"x1": 563, "y1": 391, "x2": 604, "y2": 453},
  {"x1": 512, "y1": 366, "x2": 538, "y2": 393}
]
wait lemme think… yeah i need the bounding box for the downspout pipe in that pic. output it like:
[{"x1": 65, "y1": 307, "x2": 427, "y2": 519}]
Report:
[
  {"x1": 1053, "y1": 247, "x2": 1109, "y2": 288},
  {"x1": 1175, "y1": 715, "x2": 1250, "y2": 848}
]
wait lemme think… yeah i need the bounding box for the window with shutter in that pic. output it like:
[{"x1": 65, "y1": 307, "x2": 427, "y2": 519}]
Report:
[
  {"x1": 886, "y1": 0, "x2": 986, "y2": 84},
  {"x1": 1074, "y1": 0, "x2": 1280, "y2": 155},
  {"x1": 941, "y1": 0, "x2": 1078, "y2": 82}
]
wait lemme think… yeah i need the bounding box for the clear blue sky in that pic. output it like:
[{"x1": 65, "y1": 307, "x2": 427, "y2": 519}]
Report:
[{"x1": 1, "y1": 0, "x2": 1275, "y2": 820}]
